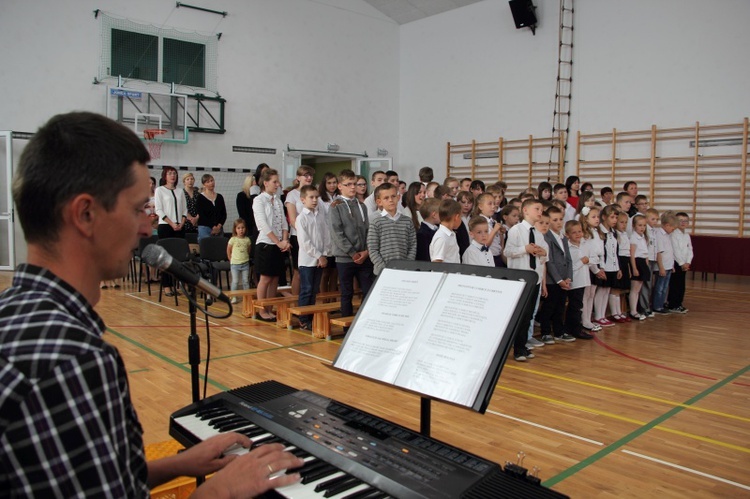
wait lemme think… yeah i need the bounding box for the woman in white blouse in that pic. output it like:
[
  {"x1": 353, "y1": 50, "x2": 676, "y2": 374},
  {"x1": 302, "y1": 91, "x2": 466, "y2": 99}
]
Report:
[
  {"x1": 154, "y1": 166, "x2": 187, "y2": 296},
  {"x1": 252, "y1": 168, "x2": 290, "y2": 321}
]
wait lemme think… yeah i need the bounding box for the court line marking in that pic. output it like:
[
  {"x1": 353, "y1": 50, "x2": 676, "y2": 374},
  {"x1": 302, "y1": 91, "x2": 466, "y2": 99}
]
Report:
[
  {"x1": 621, "y1": 450, "x2": 750, "y2": 491},
  {"x1": 485, "y1": 409, "x2": 604, "y2": 446},
  {"x1": 542, "y1": 363, "x2": 750, "y2": 487},
  {"x1": 592, "y1": 333, "x2": 750, "y2": 388},
  {"x1": 125, "y1": 293, "x2": 337, "y2": 363},
  {"x1": 192, "y1": 341, "x2": 325, "y2": 362},
  {"x1": 106, "y1": 326, "x2": 231, "y2": 392},
  {"x1": 501, "y1": 385, "x2": 750, "y2": 455},
  {"x1": 508, "y1": 365, "x2": 750, "y2": 423}
]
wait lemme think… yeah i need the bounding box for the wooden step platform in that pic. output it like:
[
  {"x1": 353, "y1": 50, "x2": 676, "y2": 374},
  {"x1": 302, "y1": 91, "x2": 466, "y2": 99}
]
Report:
[
  {"x1": 253, "y1": 291, "x2": 343, "y2": 327},
  {"x1": 224, "y1": 286, "x2": 291, "y2": 318},
  {"x1": 288, "y1": 302, "x2": 359, "y2": 340}
]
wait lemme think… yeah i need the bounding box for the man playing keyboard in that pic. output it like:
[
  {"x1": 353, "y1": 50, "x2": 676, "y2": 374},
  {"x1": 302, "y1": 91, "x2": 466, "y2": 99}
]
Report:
[{"x1": 0, "y1": 112, "x2": 304, "y2": 497}]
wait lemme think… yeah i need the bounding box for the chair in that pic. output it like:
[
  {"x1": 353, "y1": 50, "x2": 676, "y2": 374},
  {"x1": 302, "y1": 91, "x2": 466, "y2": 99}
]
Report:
[
  {"x1": 185, "y1": 232, "x2": 199, "y2": 256},
  {"x1": 199, "y1": 236, "x2": 231, "y2": 290},
  {"x1": 156, "y1": 237, "x2": 191, "y2": 306},
  {"x1": 134, "y1": 235, "x2": 159, "y2": 295},
  {"x1": 185, "y1": 232, "x2": 198, "y2": 245}
]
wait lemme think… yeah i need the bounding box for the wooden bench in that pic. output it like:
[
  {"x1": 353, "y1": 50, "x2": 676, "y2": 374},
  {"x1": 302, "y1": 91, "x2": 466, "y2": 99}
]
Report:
[
  {"x1": 224, "y1": 286, "x2": 291, "y2": 318},
  {"x1": 253, "y1": 291, "x2": 343, "y2": 328},
  {"x1": 288, "y1": 302, "x2": 360, "y2": 340},
  {"x1": 329, "y1": 315, "x2": 356, "y2": 332},
  {"x1": 253, "y1": 291, "x2": 361, "y2": 328}
]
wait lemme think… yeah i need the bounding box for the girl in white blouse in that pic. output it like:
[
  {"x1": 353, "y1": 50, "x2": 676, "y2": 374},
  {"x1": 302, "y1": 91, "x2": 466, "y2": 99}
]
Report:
[{"x1": 252, "y1": 169, "x2": 290, "y2": 321}]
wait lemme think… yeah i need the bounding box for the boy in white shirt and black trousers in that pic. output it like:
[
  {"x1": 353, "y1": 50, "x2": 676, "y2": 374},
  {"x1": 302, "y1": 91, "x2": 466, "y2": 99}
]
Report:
[
  {"x1": 295, "y1": 185, "x2": 332, "y2": 331},
  {"x1": 668, "y1": 212, "x2": 693, "y2": 313},
  {"x1": 504, "y1": 198, "x2": 547, "y2": 362}
]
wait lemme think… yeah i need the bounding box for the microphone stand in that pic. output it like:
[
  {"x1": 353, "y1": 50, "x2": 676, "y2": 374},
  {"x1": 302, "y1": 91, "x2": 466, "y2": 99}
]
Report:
[
  {"x1": 187, "y1": 282, "x2": 201, "y2": 404},
  {"x1": 179, "y1": 260, "x2": 232, "y2": 404}
]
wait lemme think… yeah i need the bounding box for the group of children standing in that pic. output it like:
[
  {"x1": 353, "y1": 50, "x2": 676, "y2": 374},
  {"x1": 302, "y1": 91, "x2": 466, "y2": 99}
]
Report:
[{"x1": 223, "y1": 166, "x2": 694, "y2": 362}]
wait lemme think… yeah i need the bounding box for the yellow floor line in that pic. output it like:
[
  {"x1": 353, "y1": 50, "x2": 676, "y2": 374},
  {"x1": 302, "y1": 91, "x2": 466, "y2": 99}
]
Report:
[
  {"x1": 506, "y1": 365, "x2": 750, "y2": 423},
  {"x1": 499, "y1": 386, "x2": 750, "y2": 455}
]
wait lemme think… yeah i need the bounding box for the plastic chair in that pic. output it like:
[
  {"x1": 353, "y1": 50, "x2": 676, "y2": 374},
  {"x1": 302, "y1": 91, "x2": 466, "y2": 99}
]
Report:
[
  {"x1": 156, "y1": 237, "x2": 191, "y2": 305},
  {"x1": 199, "y1": 236, "x2": 231, "y2": 290},
  {"x1": 185, "y1": 232, "x2": 199, "y2": 245},
  {"x1": 134, "y1": 235, "x2": 159, "y2": 295}
]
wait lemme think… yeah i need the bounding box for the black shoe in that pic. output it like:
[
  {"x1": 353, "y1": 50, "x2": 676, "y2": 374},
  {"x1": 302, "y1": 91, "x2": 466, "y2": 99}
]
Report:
[
  {"x1": 653, "y1": 308, "x2": 670, "y2": 315},
  {"x1": 573, "y1": 331, "x2": 594, "y2": 340},
  {"x1": 299, "y1": 322, "x2": 312, "y2": 331}
]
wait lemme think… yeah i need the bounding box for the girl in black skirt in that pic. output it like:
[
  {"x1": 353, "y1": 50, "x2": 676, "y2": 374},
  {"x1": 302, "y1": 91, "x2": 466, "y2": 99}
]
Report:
[
  {"x1": 592, "y1": 205, "x2": 622, "y2": 327},
  {"x1": 628, "y1": 214, "x2": 651, "y2": 320},
  {"x1": 611, "y1": 211, "x2": 632, "y2": 322},
  {"x1": 252, "y1": 169, "x2": 290, "y2": 321}
]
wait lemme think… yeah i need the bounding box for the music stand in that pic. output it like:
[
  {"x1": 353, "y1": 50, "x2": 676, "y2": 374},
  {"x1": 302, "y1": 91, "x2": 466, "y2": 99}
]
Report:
[{"x1": 333, "y1": 260, "x2": 538, "y2": 436}]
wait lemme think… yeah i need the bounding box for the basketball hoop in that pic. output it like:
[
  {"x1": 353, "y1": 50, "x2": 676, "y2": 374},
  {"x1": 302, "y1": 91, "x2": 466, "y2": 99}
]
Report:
[{"x1": 143, "y1": 128, "x2": 167, "y2": 159}]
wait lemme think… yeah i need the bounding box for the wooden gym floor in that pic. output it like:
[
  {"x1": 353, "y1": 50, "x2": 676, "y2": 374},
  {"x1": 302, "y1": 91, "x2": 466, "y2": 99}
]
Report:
[{"x1": 1, "y1": 270, "x2": 748, "y2": 498}]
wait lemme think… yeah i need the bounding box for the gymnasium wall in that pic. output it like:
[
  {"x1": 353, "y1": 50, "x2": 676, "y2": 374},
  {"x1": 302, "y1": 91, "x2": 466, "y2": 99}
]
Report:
[
  {"x1": 0, "y1": 0, "x2": 399, "y2": 169},
  {"x1": 398, "y1": 0, "x2": 750, "y2": 180},
  {"x1": 0, "y1": 0, "x2": 400, "y2": 263}
]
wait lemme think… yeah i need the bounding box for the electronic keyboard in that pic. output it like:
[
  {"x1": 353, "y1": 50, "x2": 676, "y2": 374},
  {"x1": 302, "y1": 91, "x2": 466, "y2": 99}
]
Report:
[{"x1": 169, "y1": 380, "x2": 568, "y2": 499}]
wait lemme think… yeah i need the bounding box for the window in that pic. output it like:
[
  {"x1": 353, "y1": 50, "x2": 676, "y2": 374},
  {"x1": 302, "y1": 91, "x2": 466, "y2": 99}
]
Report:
[
  {"x1": 111, "y1": 29, "x2": 158, "y2": 82},
  {"x1": 100, "y1": 13, "x2": 217, "y2": 92},
  {"x1": 163, "y1": 38, "x2": 205, "y2": 88}
]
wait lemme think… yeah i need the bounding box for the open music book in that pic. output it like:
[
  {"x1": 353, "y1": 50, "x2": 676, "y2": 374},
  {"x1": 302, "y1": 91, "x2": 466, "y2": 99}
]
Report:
[{"x1": 333, "y1": 267, "x2": 526, "y2": 408}]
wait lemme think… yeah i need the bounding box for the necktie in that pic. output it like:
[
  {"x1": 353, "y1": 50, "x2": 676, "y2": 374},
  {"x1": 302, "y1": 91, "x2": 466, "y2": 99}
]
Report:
[{"x1": 529, "y1": 227, "x2": 536, "y2": 270}]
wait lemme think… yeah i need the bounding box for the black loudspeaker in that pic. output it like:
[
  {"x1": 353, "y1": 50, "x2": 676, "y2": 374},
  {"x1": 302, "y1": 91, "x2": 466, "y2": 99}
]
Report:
[{"x1": 509, "y1": 0, "x2": 537, "y2": 29}]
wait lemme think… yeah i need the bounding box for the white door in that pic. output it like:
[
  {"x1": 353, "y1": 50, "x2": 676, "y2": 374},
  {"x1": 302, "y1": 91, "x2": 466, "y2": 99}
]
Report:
[
  {"x1": 356, "y1": 158, "x2": 392, "y2": 180},
  {"x1": 0, "y1": 132, "x2": 15, "y2": 270},
  {"x1": 281, "y1": 150, "x2": 301, "y2": 191}
]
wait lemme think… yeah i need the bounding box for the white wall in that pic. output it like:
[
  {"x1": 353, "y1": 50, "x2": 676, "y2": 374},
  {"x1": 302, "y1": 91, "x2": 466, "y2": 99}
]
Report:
[
  {"x1": 398, "y1": 0, "x2": 750, "y2": 180},
  {"x1": 0, "y1": 0, "x2": 399, "y2": 167},
  {"x1": 0, "y1": 0, "x2": 400, "y2": 262}
]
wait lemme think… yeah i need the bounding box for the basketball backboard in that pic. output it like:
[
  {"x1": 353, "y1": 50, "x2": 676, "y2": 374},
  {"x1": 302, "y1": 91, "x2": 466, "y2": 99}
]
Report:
[{"x1": 106, "y1": 86, "x2": 189, "y2": 144}]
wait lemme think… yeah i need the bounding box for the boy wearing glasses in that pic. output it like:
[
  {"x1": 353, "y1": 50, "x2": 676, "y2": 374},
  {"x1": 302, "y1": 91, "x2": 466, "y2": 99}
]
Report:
[{"x1": 329, "y1": 170, "x2": 374, "y2": 321}]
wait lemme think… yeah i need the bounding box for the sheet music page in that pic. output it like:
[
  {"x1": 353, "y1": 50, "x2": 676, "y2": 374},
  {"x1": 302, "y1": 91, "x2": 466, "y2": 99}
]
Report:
[
  {"x1": 333, "y1": 268, "x2": 445, "y2": 382},
  {"x1": 394, "y1": 273, "x2": 525, "y2": 406}
]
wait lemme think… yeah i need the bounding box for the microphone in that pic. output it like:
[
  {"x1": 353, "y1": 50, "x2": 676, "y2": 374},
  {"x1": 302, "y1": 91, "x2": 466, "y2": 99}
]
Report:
[{"x1": 141, "y1": 243, "x2": 230, "y2": 304}]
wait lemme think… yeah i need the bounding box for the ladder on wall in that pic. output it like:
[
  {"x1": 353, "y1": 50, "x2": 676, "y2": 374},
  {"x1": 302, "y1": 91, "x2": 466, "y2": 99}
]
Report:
[{"x1": 549, "y1": 0, "x2": 574, "y2": 179}]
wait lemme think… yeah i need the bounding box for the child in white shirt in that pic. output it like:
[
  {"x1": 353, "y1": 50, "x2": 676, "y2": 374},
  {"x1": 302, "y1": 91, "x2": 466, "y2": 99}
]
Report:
[
  {"x1": 579, "y1": 206, "x2": 603, "y2": 332},
  {"x1": 429, "y1": 200, "x2": 462, "y2": 264},
  {"x1": 652, "y1": 211, "x2": 678, "y2": 313},
  {"x1": 296, "y1": 186, "x2": 332, "y2": 330},
  {"x1": 628, "y1": 214, "x2": 650, "y2": 320},
  {"x1": 462, "y1": 216, "x2": 494, "y2": 267},
  {"x1": 667, "y1": 212, "x2": 693, "y2": 313},
  {"x1": 565, "y1": 220, "x2": 593, "y2": 339}
]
